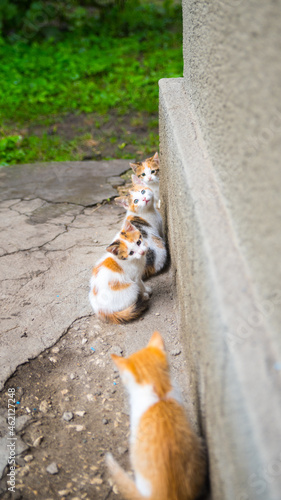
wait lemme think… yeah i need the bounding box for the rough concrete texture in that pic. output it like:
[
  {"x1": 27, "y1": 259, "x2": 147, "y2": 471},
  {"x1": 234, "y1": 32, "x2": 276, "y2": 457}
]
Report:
[
  {"x1": 182, "y1": 0, "x2": 281, "y2": 340},
  {"x1": 159, "y1": 77, "x2": 281, "y2": 500},
  {"x1": 0, "y1": 160, "x2": 131, "y2": 390},
  {"x1": 0, "y1": 160, "x2": 201, "y2": 499}
]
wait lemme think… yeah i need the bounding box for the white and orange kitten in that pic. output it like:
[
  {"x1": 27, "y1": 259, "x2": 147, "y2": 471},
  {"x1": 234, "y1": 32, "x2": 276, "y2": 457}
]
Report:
[
  {"x1": 130, "y1": 152, "x2": 160, "y2": 208},
  {"x1": 106, "y1": 331, "x2": 206, "y2": 500},
  {"x1": 89, "y1": 220, "x2": 150, "y2": 324},
  {"x1": 115, "y1": 176, "x2": 167, "y2": 278}
]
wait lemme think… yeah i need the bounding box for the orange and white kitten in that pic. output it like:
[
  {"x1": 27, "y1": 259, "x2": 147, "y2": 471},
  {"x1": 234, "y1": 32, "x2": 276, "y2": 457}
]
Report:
[
  {"x1": 130, "y1": 152, "x2": 160, "y2": 208},
  {"x1": 106, "y1": 331, "x2": 206, "y2": 500},
  {"x1": 115, "y1": 176, "x2": 166, "y2": 278},
  {"x1": 89, "y1": 220, "x2": 150, "y2": 324}
]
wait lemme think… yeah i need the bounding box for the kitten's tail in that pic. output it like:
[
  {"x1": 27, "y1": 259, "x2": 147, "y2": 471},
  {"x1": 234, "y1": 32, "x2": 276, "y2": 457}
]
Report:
[
  {"x1": 106, "y1": 453, "x2": 146, "y2": 500},
  {"x1": 98, "y1": 297, "x2": 147, "y2": 324}
]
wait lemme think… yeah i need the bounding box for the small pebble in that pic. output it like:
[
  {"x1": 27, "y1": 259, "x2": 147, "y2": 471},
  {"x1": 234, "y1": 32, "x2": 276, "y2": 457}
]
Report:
[
  {"x1": 90, "y1": 477, "x2": 103, "y2": 485},
  {"x1": 51, "y1": 346, "x2": 60, "y2": 354},
  {"x1": 33, "y1": 435, "x2": 44, "y2": 447},
  {"x1": 82, "y1": 338, "x2": 88, "y2": 345},
  {"x1": 68, "y1": 424, "x2": 85, "y2": 432},
  {"x1": 58, "y1": 490, "x2": 71, "y2": 496},
  {"x1": 46, "y1": 462, "x2": 58, "y2": 475},
  {"x1": 171, "y1": 349, "x2": 181, "y2": 356},
  {"x1": 48, "y1": 356, "x2": 57, "y2": 363},
  {"x1": 24, "y1": 455, "x2": 34, "y2": 463},
  {"x1": 102, "y1": 418, "x2": 108, "y2": 425},
  {"x1": 75, "y1": 410, "x2": 86, "y2": 417},
  {"x1": 155, "y1": 312, "x2": 160, "y2": 316},
  {"x1": 39, "y1": 400, "x2": 48, "y2": 413},
  {"x1": 62, "y1": 411, "x2": 74, "y2": 422},
  {"x1": 70, "y1": 373, "x2": 76, "y2": 380}
]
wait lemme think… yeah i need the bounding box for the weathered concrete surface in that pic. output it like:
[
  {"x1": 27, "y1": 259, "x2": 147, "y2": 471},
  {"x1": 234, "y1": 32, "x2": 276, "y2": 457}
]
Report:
[
  {"x1": 0, "y1": 160, "x2": 129, "y2": 390},
  {"x1": 0, "y1": 160, "x2": 128, "y2": 205},
  {"x1": 159, "y1": 77, "x2": 281, "y2": 500},
  {"x1": 182, "y1": 0, "x2": 281, "y2": 338},
  {"x1": 0, "y1": 160, "x2": 200, "y2": 499}
]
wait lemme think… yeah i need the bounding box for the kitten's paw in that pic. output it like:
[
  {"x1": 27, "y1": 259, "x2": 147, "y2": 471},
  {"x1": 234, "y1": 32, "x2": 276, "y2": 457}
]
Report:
[
  {"x1": 145, "y1": 285, "x2": 152, "y2": 295},
  {"x1": 143, "y1": 292, "x2": 150, "y2": 301}
]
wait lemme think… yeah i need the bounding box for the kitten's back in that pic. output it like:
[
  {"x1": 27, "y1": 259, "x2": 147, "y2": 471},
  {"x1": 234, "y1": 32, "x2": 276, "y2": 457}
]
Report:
[
  {"x1": 107, "y1": 332, "x2": 206, "y2": 500},
  {"x1": 134, "y1": 398, "x2": 205, "y2": 500}
]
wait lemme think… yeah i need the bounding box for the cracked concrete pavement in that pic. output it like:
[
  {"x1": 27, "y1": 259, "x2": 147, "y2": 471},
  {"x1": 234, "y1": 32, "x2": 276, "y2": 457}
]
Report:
[
  {"x1": 0, "y1": 160, "x2": 131, "y2": 390},
  {"x1": 0, "y1": 160, "x2": 203, "y2": 499}
]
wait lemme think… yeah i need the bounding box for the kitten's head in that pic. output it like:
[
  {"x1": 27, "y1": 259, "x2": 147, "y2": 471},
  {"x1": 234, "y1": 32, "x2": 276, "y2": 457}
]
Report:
[
  {"x1": 106, "y1": 220, "x2": 147, "y2": 260},
  {"x1": 111, "y1": 331, "x2": 172, "y2": 398},
  {"x1": 130, "y1": 152, "x2": 159, "y2": 185},
  {"x1": 115, "y1": 176, "x2": 154, "y2": 213}
]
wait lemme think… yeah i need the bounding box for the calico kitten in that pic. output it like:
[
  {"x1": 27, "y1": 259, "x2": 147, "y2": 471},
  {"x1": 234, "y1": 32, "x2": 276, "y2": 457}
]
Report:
[
  {"x1": 89, "y1": 220, "x2": 150, "y2": 324},
  {"x1": 115, "y1": 176, "x2": 167, "y2": 278},
  {"x1": 130, "y1": 152, "x2": 160, "y2": 208},
  {"x1": 106, "y1": 331, "x2": 206, "y2": 500}
]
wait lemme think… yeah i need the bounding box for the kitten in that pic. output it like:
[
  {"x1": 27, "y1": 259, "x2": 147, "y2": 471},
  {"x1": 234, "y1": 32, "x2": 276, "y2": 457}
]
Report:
[
  {"x1": 89, "y1": 220, "x2": 150, "y2": 324},
  {"x1": 106, "y1": 331, "x2": 206, "y2": 500},
  {"x1": 115, "y1": 176, "x2": 167, "y2": 278},
  {"x1": 130, "y1": 152, "x2": 160, "y2": 208}
]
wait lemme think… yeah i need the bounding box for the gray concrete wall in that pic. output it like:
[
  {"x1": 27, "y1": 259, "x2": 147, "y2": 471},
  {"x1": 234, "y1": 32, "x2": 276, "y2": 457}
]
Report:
[
  {"x1": 182, "y1": 0, "x2": 281, "y2": 338},
  {"x1": 159, "y1": 1, "x2": 281, "y2": 499}
]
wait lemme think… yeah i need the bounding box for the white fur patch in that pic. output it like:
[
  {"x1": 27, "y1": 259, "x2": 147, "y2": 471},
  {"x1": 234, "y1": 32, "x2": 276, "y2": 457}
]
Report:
[
  {"x1": 135, "y1": 472, "x2": 152, "y2": 497},
  {"x1": 122, "y1": 370, "x2": 159, "y2": 444}
]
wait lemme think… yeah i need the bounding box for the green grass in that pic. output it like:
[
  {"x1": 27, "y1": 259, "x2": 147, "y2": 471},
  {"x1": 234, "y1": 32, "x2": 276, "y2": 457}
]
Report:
[{"x1": 0, "y1": 4, "x2": 182, "y2": 165}]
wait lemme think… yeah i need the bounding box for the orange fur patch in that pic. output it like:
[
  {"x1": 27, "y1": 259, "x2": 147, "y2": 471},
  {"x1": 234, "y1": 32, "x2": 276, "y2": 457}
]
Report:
[
  {"x1": 109, "y1": 281, "x2": 131, "y2": 291},
  {"x1": 92, "y1": 286, "x2": 98, "y2": 296},
  {"x1": 126, "y1": 346, "x2": 172, "y2": 398},
  {"x1": 120, "y1": 229, "x2": 139, "y2": 243},
  {"x1": 134, "y1": 399, "x2": 206, "y2": 500},
  {"x1": 143, "y1": 265, "x2": 156, "y2": 279},
  {"x1": 127, "y1": 215, "x2": 151, "y2": 227},
  {"x1": 98, "y1": 299, "x2": 147, "y2": 324},
  {"x1": 152, "y1": 235, "x2": 164, "y2": 248},
  {"x1": 103, "y1": 257, "x2": 124, "y2": 273}
]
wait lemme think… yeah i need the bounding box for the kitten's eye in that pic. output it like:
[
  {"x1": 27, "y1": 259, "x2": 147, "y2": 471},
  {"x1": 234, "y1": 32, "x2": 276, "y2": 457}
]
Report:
[
  {"x1": 134, "y1": 199, "x2": 138, "y2": 204},
  {"x1": 141, "y1": 173, "x2": 146, "y2": 177},
  {"x1": 136, "y1": 240, "x2": 141, "y2": 246},
  {"x1": 129, "y1": 250, "x2": 134, "y2": 255},
  {"x1": 151, "y1": 170, "x2": 155, "y2": 174},
  {"x1": 141, "y1": 190, "x2": 145, "y2": 195}
]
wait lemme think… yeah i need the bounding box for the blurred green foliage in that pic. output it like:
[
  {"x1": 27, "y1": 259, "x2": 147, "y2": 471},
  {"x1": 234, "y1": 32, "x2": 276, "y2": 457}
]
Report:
[
  {"x1": 0, "y1": 0, "x2": 181, "y2": 41},
  {"x1": 0, "y1": 1, "x2": 182, "y2": 165}
]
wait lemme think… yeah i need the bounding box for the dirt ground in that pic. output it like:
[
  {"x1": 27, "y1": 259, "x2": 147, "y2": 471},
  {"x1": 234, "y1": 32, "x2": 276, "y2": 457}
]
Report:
[
  {"x1": 20, "y1": 111, "x2": 159, "y2": 162},
  {"x1": 0, "y1": 267, "x2": 190, "y2": 500},
  {"x1": 0, "y1": 159, "x2": 202, "y2": 500}
]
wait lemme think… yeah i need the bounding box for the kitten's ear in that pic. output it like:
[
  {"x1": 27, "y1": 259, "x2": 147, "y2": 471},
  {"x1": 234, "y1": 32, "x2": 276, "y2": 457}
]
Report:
[
  {"x1": 147, "y1": 331, "x2": 165, "y2": 352},
  {"x1": 130, "y1": 163, "x2": 138, "y2": 173},
  {"x1": 111, "y1": 354, "x2": 127, "y2": 371},
  {"x1": 132, "y1": 174, "x2": 146, "y2": 187},
  {"x1": 131, "y1": 174, "x2": 140, "y2": 185},
  {"x1": 115, "y1": 196, "x2": 129, "y2": 209},
  {"x1": 153, "y1": 152, "x2": 159, "y2": 163},
  {"x1": 123, "y1": 219, "x2": 135, "y2": 233},
  {"x1": 106, "y1": 240, "x2": 120, "y2": 256}
]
